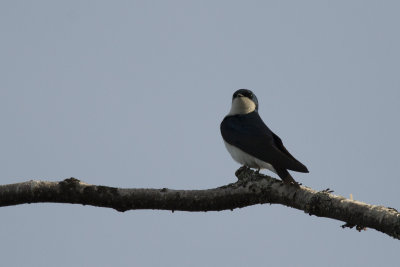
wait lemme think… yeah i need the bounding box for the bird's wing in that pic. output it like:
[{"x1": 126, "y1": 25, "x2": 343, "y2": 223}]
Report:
[{"x1": 221, "y1": 112, "x2": 308, "y2": 173}]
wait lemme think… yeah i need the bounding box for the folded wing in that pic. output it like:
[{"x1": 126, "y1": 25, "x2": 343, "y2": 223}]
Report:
[{"x1": 221, "y1": 112, "x2": 308, "y2": 173}]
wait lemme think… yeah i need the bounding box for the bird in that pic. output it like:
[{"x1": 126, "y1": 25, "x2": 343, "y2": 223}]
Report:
[{"x1": 220, "y1": 89, "x2": 308, "y2": 186}]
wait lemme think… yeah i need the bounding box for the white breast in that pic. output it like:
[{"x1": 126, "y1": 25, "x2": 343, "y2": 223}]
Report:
[{"x1": 223, "y1": 141, "x2": 277, "y2": 174}]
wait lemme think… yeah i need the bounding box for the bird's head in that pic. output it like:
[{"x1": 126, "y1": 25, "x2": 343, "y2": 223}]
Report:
[{"x1": 228, "y1": 89, "x2": 259, "y2": 115}]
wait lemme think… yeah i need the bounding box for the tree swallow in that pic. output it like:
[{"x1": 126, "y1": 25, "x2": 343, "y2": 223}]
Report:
[{"x1": 220, "y1": 89, "x2": 308, "y2": 185}]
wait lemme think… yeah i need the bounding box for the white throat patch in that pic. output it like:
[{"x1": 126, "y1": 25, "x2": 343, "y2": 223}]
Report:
[{"x1": 228, "y1": 97, "x2": 256, "y2": 115}]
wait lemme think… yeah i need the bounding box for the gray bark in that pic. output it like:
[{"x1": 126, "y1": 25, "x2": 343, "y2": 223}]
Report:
[{"x1": 0, "y1": 168, "x2": 399, "y2": 240}]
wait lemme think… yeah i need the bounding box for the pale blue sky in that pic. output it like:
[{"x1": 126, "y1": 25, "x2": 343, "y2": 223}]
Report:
[{"x1": 0, "y1": 1, "x2": 399, "y2": 266}]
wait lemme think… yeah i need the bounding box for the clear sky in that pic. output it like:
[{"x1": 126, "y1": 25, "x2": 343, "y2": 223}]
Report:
[{"x1": 1, "y1": 1, "x2": 399, "y2": 266}]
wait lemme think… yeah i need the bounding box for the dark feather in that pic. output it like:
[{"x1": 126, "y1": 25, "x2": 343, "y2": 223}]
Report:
[{"x1": 220, "y1": 112, "x2": 308, "y2": 173}]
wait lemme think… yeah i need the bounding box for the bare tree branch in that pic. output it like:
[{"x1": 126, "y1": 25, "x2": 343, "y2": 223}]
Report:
[{"x1": 0, "y1": 168, "x2": 399, "y2": 240}]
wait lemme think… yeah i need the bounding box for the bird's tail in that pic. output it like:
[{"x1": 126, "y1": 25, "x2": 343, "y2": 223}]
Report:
[{"x1": 276, "y1": 168, "x2": 300, "y2": 187}]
